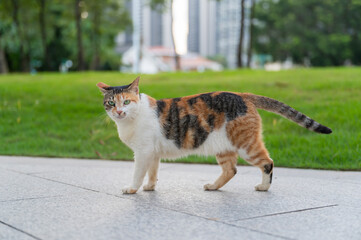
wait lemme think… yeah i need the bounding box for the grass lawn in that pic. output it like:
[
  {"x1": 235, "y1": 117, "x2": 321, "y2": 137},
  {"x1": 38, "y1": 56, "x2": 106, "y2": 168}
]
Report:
[{"x1": 0, "y1": 68, "x2": 360, "y2": 170}]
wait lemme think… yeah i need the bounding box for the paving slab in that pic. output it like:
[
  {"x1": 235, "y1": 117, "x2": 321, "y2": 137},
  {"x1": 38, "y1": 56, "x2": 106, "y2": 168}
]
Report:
[
  {"x1": 232, "y1": 206, "x2": 361, "y2": 240},
  {"x1": 0, "y1": 192, "x2": 281, "y2": 240},
  {"x1": 0, "y1": 156, "x2": 360, "y2": 240},
  {"x1": 0, "y1": 169, "x2": 87, "y2": 202},
  {"x1": 0, "y1": 223, "x2": 35, "y2": 240}
]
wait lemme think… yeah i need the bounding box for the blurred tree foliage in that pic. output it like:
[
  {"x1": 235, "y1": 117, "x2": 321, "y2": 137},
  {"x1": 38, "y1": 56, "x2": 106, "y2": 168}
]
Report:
[
  {"x1": 0, "y1": 0, "x2": 130, "y2": 72},
  {"x1": 254, "y1": 0, "x2": 361, "y2": 66}
]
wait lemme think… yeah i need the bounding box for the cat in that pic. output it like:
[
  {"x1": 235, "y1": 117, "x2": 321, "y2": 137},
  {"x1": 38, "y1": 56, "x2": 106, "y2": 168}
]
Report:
[{"x1": 97, "y1": 77, "x2": 332, "y2": 194}]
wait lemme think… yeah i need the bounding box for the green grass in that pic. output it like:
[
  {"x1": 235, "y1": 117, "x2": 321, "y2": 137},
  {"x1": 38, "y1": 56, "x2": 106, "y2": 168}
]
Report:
[{"x1": 0, "y1": 68, "x2": 360, "y2": 170}]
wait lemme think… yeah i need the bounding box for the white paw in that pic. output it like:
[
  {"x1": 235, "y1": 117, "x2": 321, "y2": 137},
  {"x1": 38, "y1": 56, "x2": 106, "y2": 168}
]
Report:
[
  {"x1": 122, "y1": 187, "x2": 138, "y2": 194},
  {"x1": 204, "y1": 183, "x2": 218, "y2": 191},
  {"x1": 255, "y1": 183, "x2": 271, "y2": 191},
  {"x1": 143, "y1": 183, "x2": 156, "y2": 191}
]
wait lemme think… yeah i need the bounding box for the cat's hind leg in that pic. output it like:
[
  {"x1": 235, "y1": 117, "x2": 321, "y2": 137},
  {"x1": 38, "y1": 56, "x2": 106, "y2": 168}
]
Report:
[
  {"x1": 240, "y1": 142, "x2": 274, "y2": 191},
  {"x1": 143, "y1": 158, "x2": 160, "y2": 191},
  {"x1": 226, "y1": 107, "x2": 274, "y2": 191},
  {"x1": 204, "y1": 152, "x2": 238, "y2": 191},
  {"x1": 255, "y1": 159, "x2": 273, "y2": 191}
]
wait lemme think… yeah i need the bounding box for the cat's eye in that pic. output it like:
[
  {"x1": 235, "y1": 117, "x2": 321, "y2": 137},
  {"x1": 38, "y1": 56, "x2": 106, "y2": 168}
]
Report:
[
  {"x1": 124, "y1": 100, "x2": 131, "y2": 105},
  {"x1": 108, "y1": 101, "x2": 115, "y2": 106}
]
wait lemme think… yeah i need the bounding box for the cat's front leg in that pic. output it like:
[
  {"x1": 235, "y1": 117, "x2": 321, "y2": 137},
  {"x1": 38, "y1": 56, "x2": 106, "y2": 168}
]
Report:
[
  {"x1": 143, "y1": 158, "x2": 160, "y2": 191},
  {"x1": 122, "y1": 152, "x2": 155, "y2": 194}
]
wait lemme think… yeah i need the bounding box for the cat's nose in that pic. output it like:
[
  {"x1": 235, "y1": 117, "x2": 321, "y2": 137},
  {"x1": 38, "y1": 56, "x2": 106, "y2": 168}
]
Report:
[{"x1": 116, "y1": 110, "x2": 123, "y2": 115}]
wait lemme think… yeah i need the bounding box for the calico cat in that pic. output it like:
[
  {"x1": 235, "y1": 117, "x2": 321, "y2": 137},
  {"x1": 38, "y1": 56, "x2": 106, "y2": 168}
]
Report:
[{"x1": 97, "y1": 77, "x2": 332, "y2": 194}]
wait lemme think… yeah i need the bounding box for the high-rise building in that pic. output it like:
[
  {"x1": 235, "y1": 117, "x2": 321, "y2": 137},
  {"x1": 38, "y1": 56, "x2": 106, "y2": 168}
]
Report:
[
  {"x1": 188, "y1": 0, "x2": 217, "y2": 57},
  {"x1": 116, "y1": 0, "x2": 173, "y2": 51},
  {"x1": 188, "y1": 0, "x2": 251, "y2": 68},
  {"x1": 188, "y1": 0, "x2": 200, "y2": 53}
]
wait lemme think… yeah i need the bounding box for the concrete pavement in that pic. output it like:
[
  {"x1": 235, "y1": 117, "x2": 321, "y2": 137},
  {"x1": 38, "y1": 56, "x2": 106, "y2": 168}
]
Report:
[{"x1": 0, "y1": 156, "x2": 360, "y2": 240}]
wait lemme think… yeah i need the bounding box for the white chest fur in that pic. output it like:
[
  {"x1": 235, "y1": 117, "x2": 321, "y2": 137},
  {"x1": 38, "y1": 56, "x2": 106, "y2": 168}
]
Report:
[{"x1": 114, "y1": 94, "x2": 159, "y2": 152}]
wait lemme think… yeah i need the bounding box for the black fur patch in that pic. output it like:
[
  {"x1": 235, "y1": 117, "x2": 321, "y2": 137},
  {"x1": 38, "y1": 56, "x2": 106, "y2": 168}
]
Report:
[
  {"x1": 187, "y1": 97, "x2": 198, "y2": 106},
  {"x1": 314, "y1": 125, "x2": 332, "y2": 134},
  {"x1": 279, "y1": 105, "x2": 290, "y2": 114},
  {"x1": 305, "y1": 119, "x2": 314, "y2": 129},
  {"x1": 156, "y1": 100, "x2": 166, "y2": 116},
  {"x1": 193, "y1": 120, "x2": 208, "y2": 148},
  {"x1": 264, "y1": 163, "x2": 273, "y2": 174},
  {"x1": 188, "y1": 92, "x2": 247, "y2": 121},
  {"x1": 213, "y1": 92, "x2": 247, "y2": 120},
  {"x1": 105, "y1": 84, "x2": 131, "y2": 94},
  {"x1": 296, "y1": 113, "x2": 306, "y2": 122},
  {"x1": 164, "y1": 98, "x2": 182, "y2": 147},
  {"x1": 287, "y1": 108, "x2": 296, "y2": 118},
  {"x1": 207, "y1": 114, "x2": 215, "y2": 131}
]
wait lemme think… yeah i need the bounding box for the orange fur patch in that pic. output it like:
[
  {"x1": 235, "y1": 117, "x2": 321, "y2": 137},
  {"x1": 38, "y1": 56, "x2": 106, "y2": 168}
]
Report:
[
  {"x1": 121, "y1": 92, "x2": 140, "y2": 103},
  {"x1": 147, "y1": 96, "x2": 157, "y2": 107}
]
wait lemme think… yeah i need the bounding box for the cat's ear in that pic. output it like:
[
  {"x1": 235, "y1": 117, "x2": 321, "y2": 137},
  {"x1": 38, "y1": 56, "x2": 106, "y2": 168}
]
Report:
[
  {"x1": 96, "y1": 82, "x2": 110, "y2": 94},
  {"x1": 127, "y1": 76, "x2": 140, "y2": 94}
]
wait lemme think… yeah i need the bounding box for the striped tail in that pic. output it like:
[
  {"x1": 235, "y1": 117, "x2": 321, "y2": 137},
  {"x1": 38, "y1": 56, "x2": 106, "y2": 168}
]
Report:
[{"x1": 245, "y1": 94, "x2": 332, "y2": 134}]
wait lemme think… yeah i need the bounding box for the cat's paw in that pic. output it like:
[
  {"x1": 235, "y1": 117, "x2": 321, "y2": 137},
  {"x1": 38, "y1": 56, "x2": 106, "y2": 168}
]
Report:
[
  {"x1": 143, "y1": 183, "x2": 156, "y2": 191},
  {"x1": 204, "y1": 183, "x2": 218, "y2": 191},
  {"x1": 122, "y1": 187, "x2": 138, "y2": 194},
  {"x1": 255, "y1": 183, "x2": 271, "y2": 191}
]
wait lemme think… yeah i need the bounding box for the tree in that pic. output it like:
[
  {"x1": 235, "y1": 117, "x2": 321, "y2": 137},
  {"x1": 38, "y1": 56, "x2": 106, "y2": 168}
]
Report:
[
  {"x1": 170, "y1": 0, "x2": 181, "y2": 70},
  {"x1": 1, "y1": 0, "x2": 41, "y2": 72},
  {"x1": 236, "y1": 0, "x2": 245, "y2": 68},
  {"x1": 246, "y1": 0, "x2": 255, "y2": 68},
  {"x1": 254, "y1": 0, "x2": 361, "y2": 66},
  {"x1": 37, "y1": 0, "x2": 49, "y2": 70},
  {"x1": 0, "y1": 33, "x2": 9, "y2": 74},
  {"x1": 75, "y1": 0, "x2": 85, "y2": 70},
  {"x1": 0, "y1": 0, "x2": 136, "y2": 72},
  {"x1": 10, "y1": 0, "x2": 29, "y2": 72},
  {"x1": 89, "y1": 1, "x2": 101, "y2": 70},
  {"x1": 86, "y1": 0, "x2": 130, "y2": 70},
  {"x1": 0, "y1": 11, "x2": 10, "y2": 74}
]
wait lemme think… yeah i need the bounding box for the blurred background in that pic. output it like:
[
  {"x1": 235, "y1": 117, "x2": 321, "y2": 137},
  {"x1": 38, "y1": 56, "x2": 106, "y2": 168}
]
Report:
[{"x1": 1, "y1": 0, "x2": 361, "y2": 74}]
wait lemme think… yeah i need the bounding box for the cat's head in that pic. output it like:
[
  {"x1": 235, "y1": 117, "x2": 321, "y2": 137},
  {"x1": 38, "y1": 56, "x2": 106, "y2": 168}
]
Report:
[{"x1": 96, "y1": 77, "x2": 140, "y2": 121}]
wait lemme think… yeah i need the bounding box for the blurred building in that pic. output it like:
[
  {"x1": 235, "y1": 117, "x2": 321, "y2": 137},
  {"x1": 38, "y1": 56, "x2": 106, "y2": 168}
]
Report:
[
  {"x1": 188, "y1": 0, "x2": 217, "y2": 57},
  {"x1": 116, "y1": 0, "x2": 173, "y2": 54},
  {"x1": 122, "y1": 46, "x2": 222, "y2": 74},
  {"x1": 116, "y1": 0, "x2": 250, "y2": 71},
  {"x1": 188, "y1": 0, "x2": 251, "y2": 69}
]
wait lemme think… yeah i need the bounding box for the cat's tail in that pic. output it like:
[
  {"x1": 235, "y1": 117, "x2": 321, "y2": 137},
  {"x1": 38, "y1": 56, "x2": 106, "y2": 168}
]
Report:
[{"x1": 244, "y1": 94, "x2": 332, "y2": 134}]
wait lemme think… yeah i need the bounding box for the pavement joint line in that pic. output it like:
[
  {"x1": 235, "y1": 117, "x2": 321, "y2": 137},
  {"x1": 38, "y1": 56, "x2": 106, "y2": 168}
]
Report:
[
  {"x1": 105, "y1": 193, "x2": 294, "y2": 240},
  {"x1": 5, "y1": 167, "x2": 292, "y2": 239},
  {"x1": 233, "y1": 204, "x2": 339, "y2": 222},
  {"x1": 0, "y1": 220, "x2": 43, "y2": 240},
  {"x1": 3, "y1": 167, "x2": 133, "y2": 200},
  {"x1": 2, "y1": 167, "x2": 104, "y2": 193},
  {"x1": 0, "y1": 195, "x2": 63, "y2": 203},
  {"x1": 27, "y1": 171, "x2": 67, "y2": 175}
]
